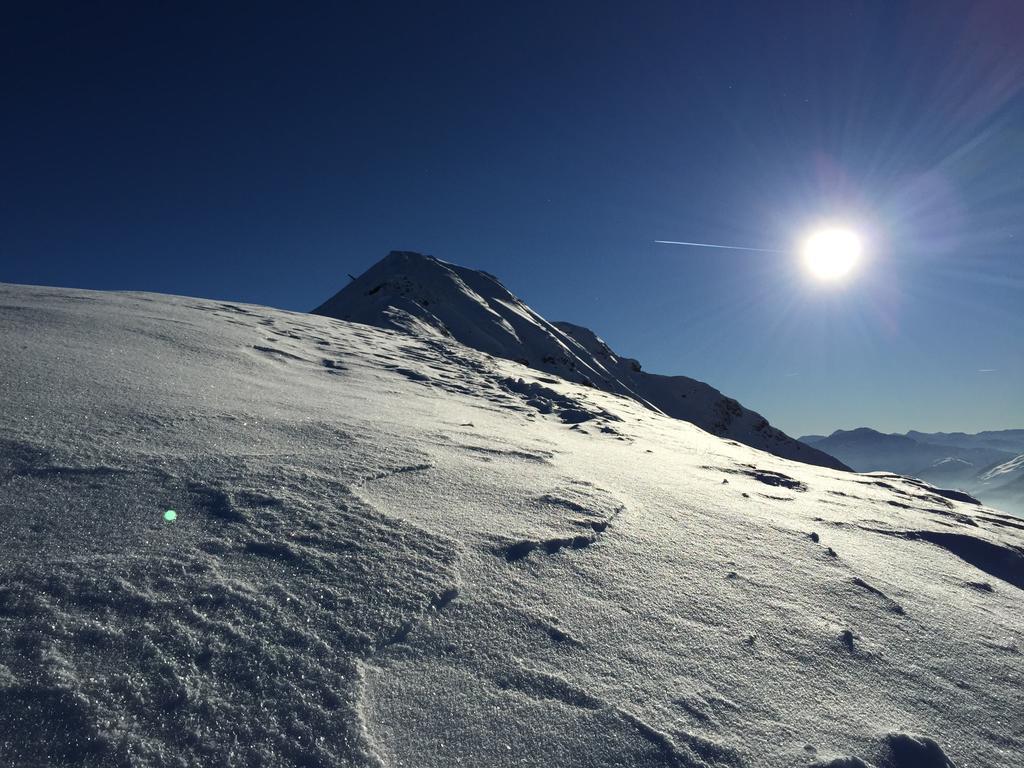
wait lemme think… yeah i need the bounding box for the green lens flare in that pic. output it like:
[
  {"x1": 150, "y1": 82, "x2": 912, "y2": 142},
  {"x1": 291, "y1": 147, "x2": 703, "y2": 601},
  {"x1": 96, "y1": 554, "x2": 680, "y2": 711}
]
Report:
[{"x1": 164, "y1": 510, "x2": 177, "y2": 522}]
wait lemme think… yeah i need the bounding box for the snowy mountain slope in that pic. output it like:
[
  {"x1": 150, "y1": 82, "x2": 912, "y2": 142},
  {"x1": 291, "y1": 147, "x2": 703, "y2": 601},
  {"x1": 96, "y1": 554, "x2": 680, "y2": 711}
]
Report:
[
  {"x1": 802, "y1": 429, "x2": 1023, "y2": 516},
  {"x1": 977, "y1": 454, "x2": 1024, "y2": 516},
  {"x1": 981, "y1": 453, "x2": 1024, "y2": 483},
  {"x1": 2, "y1": 283, "x2": 1023, "y2": 767},
  {"x1": 312, "y1": 251, "x2": 847, "y2": 472}
]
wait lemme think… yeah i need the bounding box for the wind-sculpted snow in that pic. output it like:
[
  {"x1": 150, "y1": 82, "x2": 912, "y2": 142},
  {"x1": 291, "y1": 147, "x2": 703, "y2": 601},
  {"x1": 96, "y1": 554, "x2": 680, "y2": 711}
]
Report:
[
  {"x1": 312, "y1": 251, "x2": 847, "y2": 471},
  {"x1": 0, "y1": 443, "x2": 461, "y2": 766},
  {"x1": 811, "y1": 732, "x2": 958, "y2": 767},
  {"x1": 1, "y1": 283, "x2": 1022, "y2": 767}
]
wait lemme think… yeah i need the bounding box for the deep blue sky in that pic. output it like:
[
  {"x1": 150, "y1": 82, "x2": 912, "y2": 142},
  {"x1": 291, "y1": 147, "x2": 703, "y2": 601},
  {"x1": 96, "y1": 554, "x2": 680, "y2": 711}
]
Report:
[{"x1": 3, "y1": 1, "x2": 1022, "y2": 437}]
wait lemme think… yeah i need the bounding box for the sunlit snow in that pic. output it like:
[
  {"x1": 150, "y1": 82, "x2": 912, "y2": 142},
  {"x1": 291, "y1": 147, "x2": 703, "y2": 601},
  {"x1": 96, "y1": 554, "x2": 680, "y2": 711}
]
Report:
[{"x1": 1, "y1": 274, "x2": 1021, "y2": 767}]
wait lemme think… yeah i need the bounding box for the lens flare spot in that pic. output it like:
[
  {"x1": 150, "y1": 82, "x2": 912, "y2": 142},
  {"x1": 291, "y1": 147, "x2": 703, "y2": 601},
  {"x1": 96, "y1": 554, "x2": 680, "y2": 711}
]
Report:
[{"x1": 164, "y1": 509, "x2": 178, "y2": 522}]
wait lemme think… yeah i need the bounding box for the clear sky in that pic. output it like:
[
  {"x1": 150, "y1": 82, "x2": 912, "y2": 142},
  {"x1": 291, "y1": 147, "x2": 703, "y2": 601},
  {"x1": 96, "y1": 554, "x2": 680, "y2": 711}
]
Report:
[{"x1": 3, "y1": 2, "x2": 1022, "y2": 437}]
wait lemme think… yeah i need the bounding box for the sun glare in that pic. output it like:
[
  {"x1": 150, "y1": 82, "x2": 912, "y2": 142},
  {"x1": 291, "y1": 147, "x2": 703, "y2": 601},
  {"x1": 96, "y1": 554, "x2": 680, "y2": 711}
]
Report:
[{"x1": 801, "y1": 227, "x2": 862, "y2": 281}]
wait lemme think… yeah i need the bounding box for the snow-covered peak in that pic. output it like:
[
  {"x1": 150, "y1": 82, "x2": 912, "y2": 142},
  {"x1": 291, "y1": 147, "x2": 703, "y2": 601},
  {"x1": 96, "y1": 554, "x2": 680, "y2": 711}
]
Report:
[
  {"x1": 932, "y1": 457, "x2": 974, "y2": 468},
  {"x1": 313, "y1": 251, "x2": 634, "y2": 390},
  {"x1": 313, "y1": 251, "x2": 848, "y2": 471}
]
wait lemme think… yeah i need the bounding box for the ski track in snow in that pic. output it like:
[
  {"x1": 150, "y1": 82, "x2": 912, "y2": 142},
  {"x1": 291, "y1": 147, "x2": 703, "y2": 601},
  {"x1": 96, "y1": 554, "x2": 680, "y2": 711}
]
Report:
[{"x1": 1, "y1": 283, "x2": 1023, "y2": 767}]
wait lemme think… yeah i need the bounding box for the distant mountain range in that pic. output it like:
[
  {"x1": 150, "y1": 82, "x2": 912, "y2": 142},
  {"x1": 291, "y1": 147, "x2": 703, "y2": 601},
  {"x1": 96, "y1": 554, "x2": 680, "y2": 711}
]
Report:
[
  {"x1": 312, "y1": 251, "x2": 848, "y2": 471},
  {"x1": 800, "y1": 428, "x2": 1024, "y2": 515}
]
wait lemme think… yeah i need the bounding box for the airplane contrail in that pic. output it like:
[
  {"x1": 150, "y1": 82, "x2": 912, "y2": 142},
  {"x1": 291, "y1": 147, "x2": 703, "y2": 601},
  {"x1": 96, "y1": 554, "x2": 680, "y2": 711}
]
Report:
[{"x1": 654, "y1": 240, "x2": 785, "y2": 253}]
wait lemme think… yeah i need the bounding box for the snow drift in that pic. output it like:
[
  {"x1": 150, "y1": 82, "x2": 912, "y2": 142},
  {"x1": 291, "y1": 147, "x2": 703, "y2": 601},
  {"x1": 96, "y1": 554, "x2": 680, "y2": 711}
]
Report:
[
  {"x1": 313, "y1": 251, "x2": 848, "y2": 472},
  {"x1": 1, "y1": 282, "x2": 1022, "y2": 767}
]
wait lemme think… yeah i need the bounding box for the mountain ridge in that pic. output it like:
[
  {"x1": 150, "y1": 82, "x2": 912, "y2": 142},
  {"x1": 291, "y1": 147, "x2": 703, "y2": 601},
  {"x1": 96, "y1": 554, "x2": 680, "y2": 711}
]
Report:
[{"x1": 313, "y1": 251, "x2": 848, "y2": 471}]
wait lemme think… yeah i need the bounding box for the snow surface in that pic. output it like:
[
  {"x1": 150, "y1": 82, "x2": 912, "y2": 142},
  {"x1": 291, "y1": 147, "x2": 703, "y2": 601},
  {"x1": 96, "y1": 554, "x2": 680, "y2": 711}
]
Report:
[
  {"x1": 2, "y1": 282, "x2": 1023, "y2": 767},
  {"x1": 313, "y1": 251, "x2": 847, "y2": 472}
]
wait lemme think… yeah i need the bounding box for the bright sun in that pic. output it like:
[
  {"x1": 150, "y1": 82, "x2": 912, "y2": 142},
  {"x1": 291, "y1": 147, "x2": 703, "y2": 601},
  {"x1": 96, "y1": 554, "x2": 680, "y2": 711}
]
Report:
[{"x1": 801, "y1": 227, "x2": 862, "y2": 281}]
